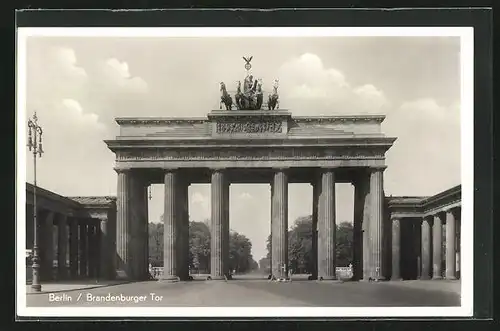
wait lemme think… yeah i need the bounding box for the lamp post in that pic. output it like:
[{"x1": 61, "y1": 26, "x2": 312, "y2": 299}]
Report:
[{"x1": 27, "y1": 112, "x2": 44, "y2": 292}]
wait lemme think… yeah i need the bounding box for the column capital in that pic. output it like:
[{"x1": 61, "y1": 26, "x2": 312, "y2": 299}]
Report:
[
  {"x1": 390, "y1": 215, "x2": 401, "y2": 222},
  {"x1": 114, "y1": 167, "x2": 131, "y2": 174},
  {"x1": 368, "y1": 165, "x2": 387, "y2": 173}
]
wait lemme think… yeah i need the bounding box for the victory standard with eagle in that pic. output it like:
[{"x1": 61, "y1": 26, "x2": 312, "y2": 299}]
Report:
[{"x1": 219, "y1": 56, "x2": 280, "y2": 111}]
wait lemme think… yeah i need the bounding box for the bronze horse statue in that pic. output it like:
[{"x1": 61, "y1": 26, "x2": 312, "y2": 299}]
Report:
[
  {"x1": 268, "y1": 80, "x2": 280, "y2": 110},
  {"x1": 219, "y1": 82, "x2": 233, "y2": 110}
]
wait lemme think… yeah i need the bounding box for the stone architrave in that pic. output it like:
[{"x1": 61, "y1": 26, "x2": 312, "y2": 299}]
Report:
[
  {"x1": 445, "y1": 209, "x2": 457, "y2": 280},
  {"x1": 211, "y1": 169, "x2": 230, "y2": 280},
  {"x1": 391, "y1": 217, "x2": 402, "y2": 281},
  {"x1": 432, "y1": 214, "x2": 443, "y2": 279},
  {"x1": 271, "y1": 169, "x2": 288, "y2": 279},
  {"x1": 317, "y1": 169, "x2": 337, "y2": 280},
  {"x1": 369, "y1": 167, "x2": 385, "y2": 280},
  {"x1": 420, "y1": 217, "x2": 432, "y2": 280}
]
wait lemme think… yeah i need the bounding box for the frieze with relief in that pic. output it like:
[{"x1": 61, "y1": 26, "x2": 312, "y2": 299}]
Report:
[
  {"x1": 216, "y1": 121, "x2": 282, "y2": 134},
  {"x1": 117, "y1": 147, "x2": 385, "y2": 161}
]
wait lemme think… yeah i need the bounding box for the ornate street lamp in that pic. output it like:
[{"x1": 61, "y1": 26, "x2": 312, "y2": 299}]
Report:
[{"x1": 27, "y1": 112, "x2": 44, "y2": 292}]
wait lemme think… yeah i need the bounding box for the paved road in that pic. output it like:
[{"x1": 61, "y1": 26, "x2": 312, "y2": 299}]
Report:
[{"x1": 27, "y1": 279, "x2": 460, "y2": 307}]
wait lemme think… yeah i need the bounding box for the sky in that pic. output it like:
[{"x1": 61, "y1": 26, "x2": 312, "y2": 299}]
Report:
[{"x1": 23, "y1": 35, "x2": 461, "y2": 261}]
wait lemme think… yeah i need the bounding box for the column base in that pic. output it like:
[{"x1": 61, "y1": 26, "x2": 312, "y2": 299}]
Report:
[
  {"x1": 208, "y1": 275, "x2": 231, "y2": 281},
  {"x1": 115, "y1": 270, "x2": 131, "y2": 280},
  {"x1": 420, "y1": 275, "x2": 431, "y2": 280},
  {"x1": 318, "y1": 276, "x2": 339, "y2": 281},
  {"x1": 159, "y1": 275, "x2": 180, "y2": 283},
  {"x1": 432, "y1": 275, "x2": 443, "y2": 280},
  {"x1": 390, "y1": 277, "x2": 403, "y2": 281},
  {"x1": 445, "y1": 275, "x2": 457, "y2": 280}
]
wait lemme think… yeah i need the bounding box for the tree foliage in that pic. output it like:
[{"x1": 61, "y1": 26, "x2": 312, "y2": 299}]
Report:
[
  {"x1": 148, "y1": 217, "x2": 258, "y2": 274},
  {"x1": 263, "y1": 216, "x2": 354, "y2": 274}
]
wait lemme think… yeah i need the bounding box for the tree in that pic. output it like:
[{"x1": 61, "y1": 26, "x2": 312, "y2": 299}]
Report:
[
  {"x1": 148, "y1": 216, "x2": 258, "y2": 275},
  {"x1": 189, "y1": 221, "x2": 211, "y2": 273},
  {"x1": 336, "y1": 222, "x2": 353, "y2": 266},
  {"x1": 264, "y1": 216, "x2": 354, "y2": 273},
  {"x1": 229, "y1": 231, "x2": 255, "y2": 274},
  {"x1": 148, "y1": 222, "x2": 163, "y2": 267}
]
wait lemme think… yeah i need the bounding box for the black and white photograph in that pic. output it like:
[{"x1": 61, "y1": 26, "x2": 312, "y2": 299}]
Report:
[{"x1": 16, "y1": 20, "x2": 478, "y2": 319}]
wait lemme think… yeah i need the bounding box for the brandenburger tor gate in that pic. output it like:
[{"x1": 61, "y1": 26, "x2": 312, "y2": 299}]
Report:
[{"x1": 105, "y1": 59, "x2": 396, "y2": 282}]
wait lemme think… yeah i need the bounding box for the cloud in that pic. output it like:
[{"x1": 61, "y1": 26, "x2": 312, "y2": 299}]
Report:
[
  {"x1": 383, "y1": 98, "x2": 460, "y2": 196},
  {"x1": 275, "y1": 53, "x2": 389, "y2": 115},
  {"x1": 53, "y1": 47, "x2": 88, "y2": 78},
  {"x1": 102, "y1": 58, "x2": 148, "y2": 93}
]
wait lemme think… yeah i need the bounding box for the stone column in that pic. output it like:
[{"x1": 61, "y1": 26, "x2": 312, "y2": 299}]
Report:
[
  {"x1": 99, "y1": 217, "x2": 111, "y2": 279},
  {"x1": 79, "y1": 221, "x2": 88, "y2": 277},
  {"x1": 420, "y1": 217, "x2": 432, "y2": 280},
  {"x1": 41, "y1": 210, "x2": 55, "y2": 281},
  {"x1": 311, "y1": 178, "x2": 319, "y2": 280},
  {"x1": 162, "y1": 170, "x2": 180, "y2": 281},
  {"x1": 211, "y1": 169, "x2": 230, "y2": 280},
  {"x1": 116, "y1": 169, "x2": 132, "y2": 279},
  {"x1": 177, "y1": 179, "x2": 190, "y2": 281},
  {"x1": 129, "y1": 174, "x2": 148, "y2": 280},
  {"x1": 445, "y1": 209, "x2": 457, "y2": 280},
  {"x1": 361, "y1": 173, "x2": 371, "y2": 281},
  {"x1": 143, "y1": 185, "x2": 150, "y2": 279},
  {"x1": 271, "y1": 169, "x2": 288, "y2": 279},
  {"x1": 87, "y1": 222, "x2": 97, "y2": 278},
  {"x1": 68, "y1": 218, "x2": 79, "y2": 278},
  {"x1": 391, "y1": 217, "x2": 402, "y2": 280},
  {"x1": 318, "y1": 169, "x2": 337, "y2": 280},
  {"x1": 353, "y1": 176, "x2": 368, "y2": 281},
  {"x1": 57, "y1": 214, "x2": 68, "y2": 279},
  {"x1": 369, "y1": 167, "x2": 385, "y2": 280},
  {"x1": 432, "y1": 214, "x2": 443, "y2": 279}
]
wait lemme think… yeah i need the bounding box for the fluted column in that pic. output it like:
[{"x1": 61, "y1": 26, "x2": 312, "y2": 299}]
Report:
[
  {"x1": 391, "y1": 217, "x2": 402, "y2": 280},
  {"x1": 211, "y1": 170, "x2": 230, "y2": 280},
  {"x1": 116, "y1": 170, "x2": 131, "y2": 279},
  {"x1": 368, "y1": 167, "x2": 385, "y2": 280},
  {"x1": 143, "y1": 185, "x2": 150, "y2": 279},
  {"x1": 68, "y1": 218, "x2": 79, "y2": 278},
  {"x1": 311, "y1": 178, "x2": 319, "y2": 280},
  {"x1": 129, "y1": 174, "x2": 148, "y2": 280},
  {"x1": 353, "y1": 176, "x2": 368, "y2": 281},
  {"x1": 177, "y1": 177, "x2": 190, "y2": 280},
  {"x1": 318, "y1": 169, "x2": 336, "y2": 280},
  {"x1": 271, "y1": 169, "x2": 288, "y2": 279},
  {"x1": 56, "y1": 214, "x2": 68, "y2": 279},
  {"x1": 87, "y1": 222, "x2": 97, "y2": 278},
  {"x1": 41, "y1": 211, "x2": 55, "y2": 281},
  {"x1": 79, "y1": 221, "x2": 88, "y2": 277},
  {"x1": 361, "y1": 173, "x2": 371, "y2": 281},
  {"x1": 99, "y1": 217, "x2": 112, "y2": 279},
  {"x1": 432, "y1": 214, "x2": 443, "y2": 279},
  {"x1": 445, "y1": 209, "x2": 457, "y2": 280},
  {"x1": 420, "y1": 217, "x2": 432, "y2": 280},
  {"x1": 162, "y1": 170, "x2": 179, "y2": 281}
]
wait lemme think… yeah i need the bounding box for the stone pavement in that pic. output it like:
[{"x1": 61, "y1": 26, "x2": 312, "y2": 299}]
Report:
[
  {"x1": 26, "y1": 280, "x2": 131, "y2": 294},
  {"x1": 26, "y1": 279, "x2": 461, "y2": 307}
]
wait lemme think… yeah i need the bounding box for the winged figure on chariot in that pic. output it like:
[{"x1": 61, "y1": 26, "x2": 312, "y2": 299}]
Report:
[{"x1": 219, "y1": 56, "x2": 279, "y2": 111}]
